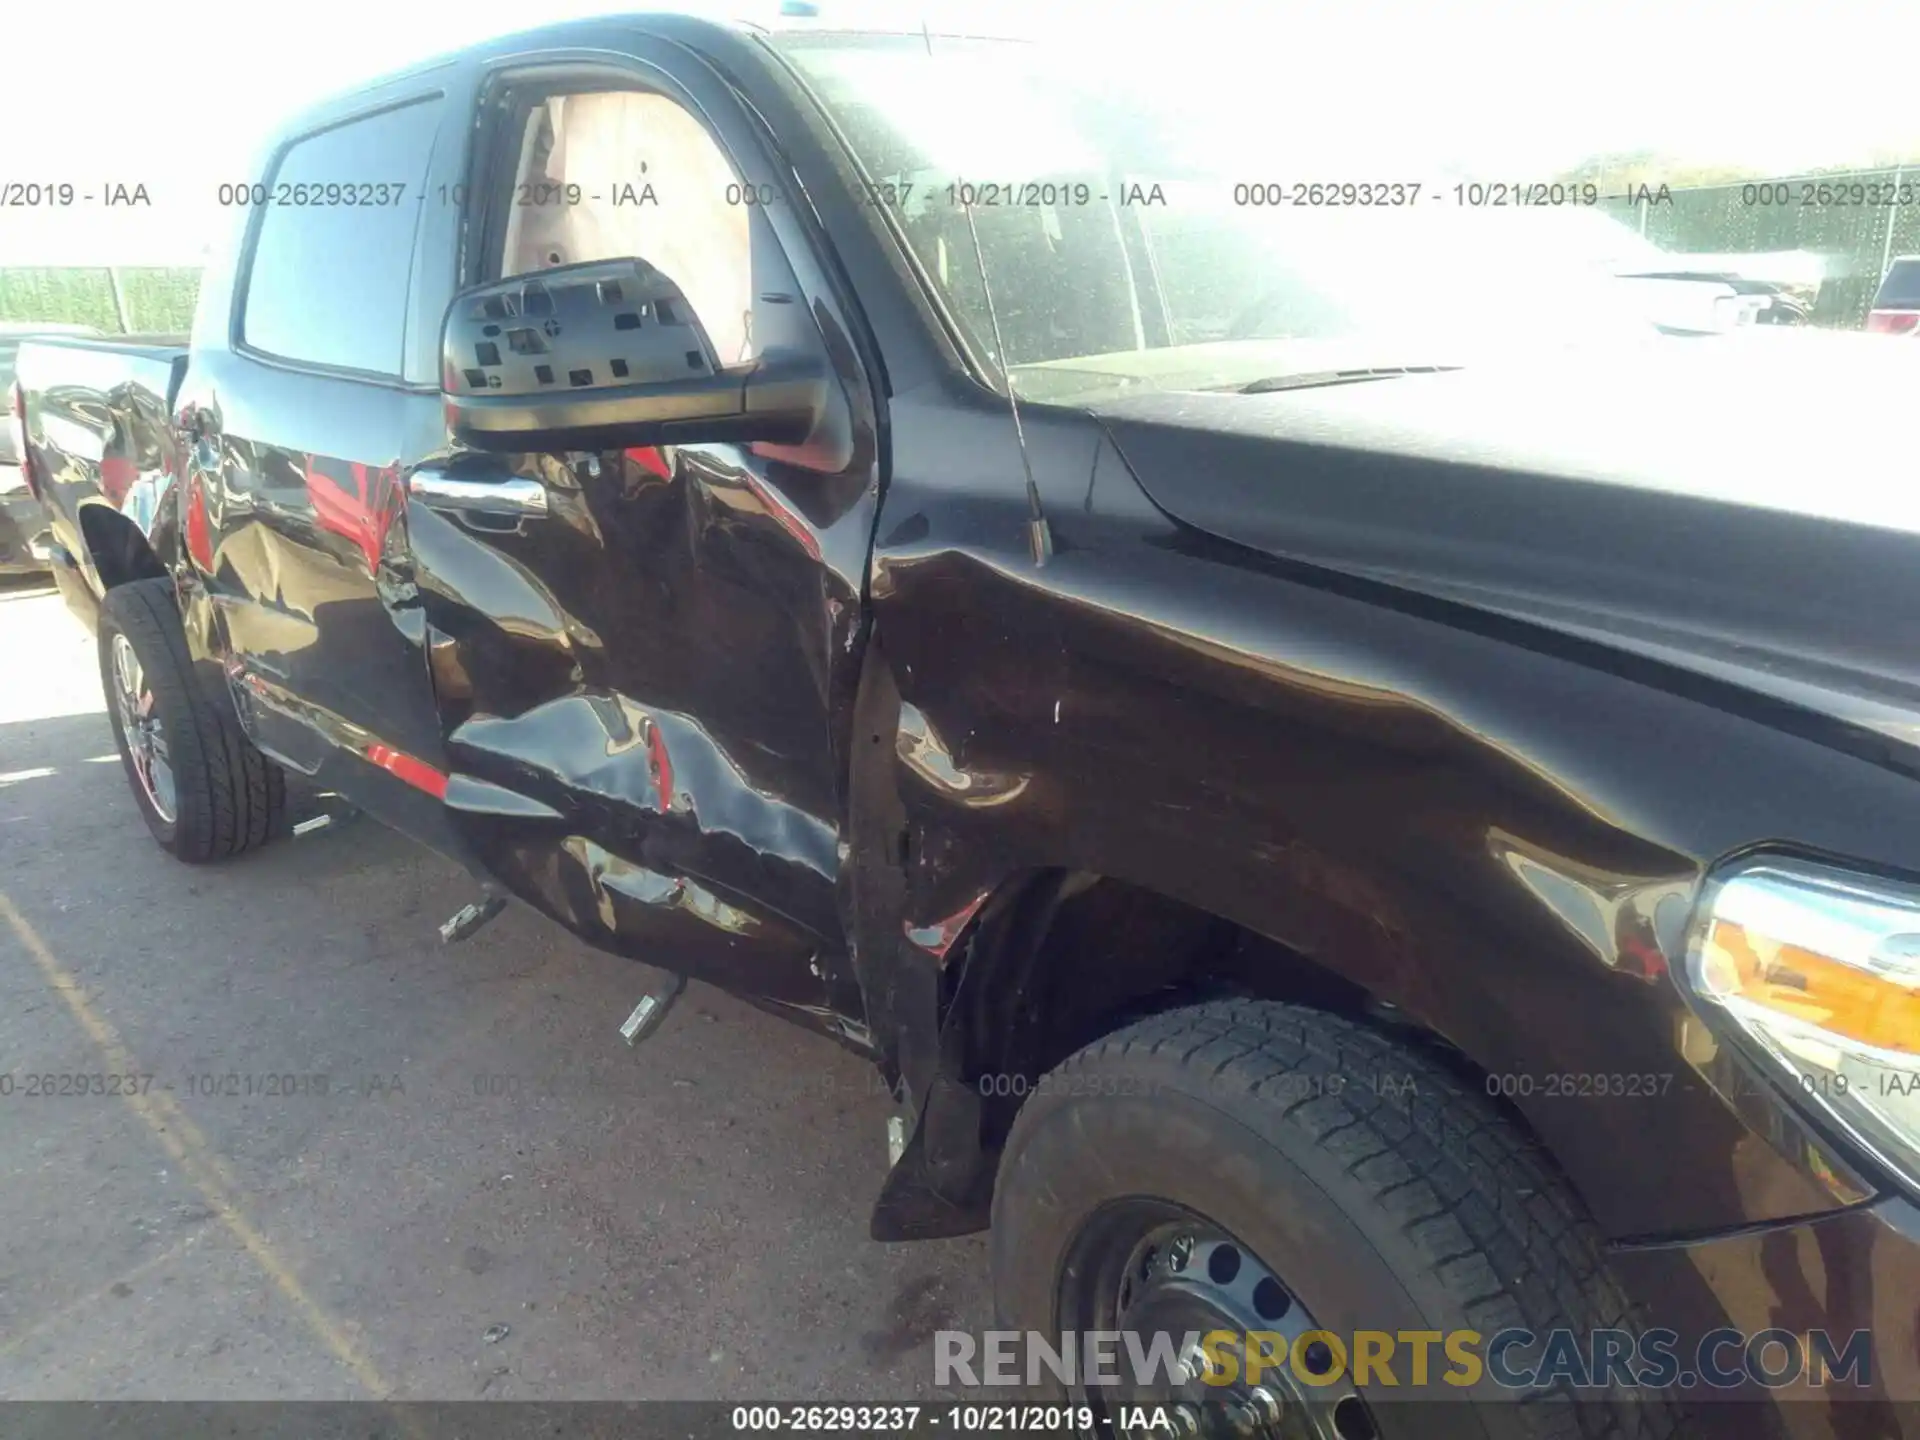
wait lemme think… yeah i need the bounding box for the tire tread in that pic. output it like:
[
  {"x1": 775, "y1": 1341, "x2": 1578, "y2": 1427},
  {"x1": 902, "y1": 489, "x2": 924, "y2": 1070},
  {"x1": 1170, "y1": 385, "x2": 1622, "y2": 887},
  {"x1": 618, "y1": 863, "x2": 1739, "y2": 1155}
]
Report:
[
  {"x1": 100, "y1": 578, "x2": 284, "y2": 862},
  {"x1": 1000, "y1": 999, "x2": 1689, "y2": 1440}
]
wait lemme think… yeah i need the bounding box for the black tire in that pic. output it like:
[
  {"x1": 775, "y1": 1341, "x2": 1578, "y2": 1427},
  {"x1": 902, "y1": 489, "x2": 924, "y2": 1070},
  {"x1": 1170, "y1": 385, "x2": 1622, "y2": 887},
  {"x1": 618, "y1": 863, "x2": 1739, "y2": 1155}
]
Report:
[
  {"x1": 991, "y1": 999, "x2": 1686, "y2": 1440},
  {"x1": 98, "y1": 577, "x2": 286, "y2": 862}
]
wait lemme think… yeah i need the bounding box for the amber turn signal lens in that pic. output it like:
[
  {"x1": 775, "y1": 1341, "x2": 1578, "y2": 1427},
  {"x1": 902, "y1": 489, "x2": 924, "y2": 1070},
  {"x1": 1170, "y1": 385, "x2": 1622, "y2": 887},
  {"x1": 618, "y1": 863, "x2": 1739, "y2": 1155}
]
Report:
[
  {"x1": 1701, "y1": 918, "x2": 1920, "y2": 1058},
  {"x1": 1691, "y1": 862, "x2": 1920, "y2": 1193}
]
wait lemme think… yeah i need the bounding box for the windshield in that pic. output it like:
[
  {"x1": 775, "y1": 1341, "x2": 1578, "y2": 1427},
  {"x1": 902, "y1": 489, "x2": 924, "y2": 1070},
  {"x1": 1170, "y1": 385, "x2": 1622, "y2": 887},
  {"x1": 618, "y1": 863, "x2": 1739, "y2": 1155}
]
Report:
[{"x1": 777, "y1": 34, "x2": 1687, "y2": 400}]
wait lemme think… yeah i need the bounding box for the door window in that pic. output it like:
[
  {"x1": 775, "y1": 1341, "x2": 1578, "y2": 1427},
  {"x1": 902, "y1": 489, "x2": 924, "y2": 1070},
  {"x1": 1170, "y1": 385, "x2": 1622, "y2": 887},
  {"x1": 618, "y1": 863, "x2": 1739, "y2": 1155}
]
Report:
[
  {"x1": 242, "y1": 97, "x2": 445, "y2": 376},
  {"x1": 495, "y1": 91, "x2": 755, "y2": 366}
]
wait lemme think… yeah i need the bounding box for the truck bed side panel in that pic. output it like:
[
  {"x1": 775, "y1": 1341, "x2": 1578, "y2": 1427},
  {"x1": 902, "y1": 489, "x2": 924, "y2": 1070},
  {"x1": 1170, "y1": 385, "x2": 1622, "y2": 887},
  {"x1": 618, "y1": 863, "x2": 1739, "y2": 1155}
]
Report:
[{"x1": 16, "y1": 338, "x2": 190, "y2": 615}]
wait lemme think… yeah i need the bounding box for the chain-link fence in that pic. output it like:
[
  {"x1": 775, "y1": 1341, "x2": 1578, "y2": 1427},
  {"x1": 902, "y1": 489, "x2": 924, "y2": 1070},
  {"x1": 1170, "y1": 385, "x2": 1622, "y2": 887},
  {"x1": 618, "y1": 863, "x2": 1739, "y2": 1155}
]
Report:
[{"x1": 1596, "y1": 165, "x2": 1920, "y2": 328}]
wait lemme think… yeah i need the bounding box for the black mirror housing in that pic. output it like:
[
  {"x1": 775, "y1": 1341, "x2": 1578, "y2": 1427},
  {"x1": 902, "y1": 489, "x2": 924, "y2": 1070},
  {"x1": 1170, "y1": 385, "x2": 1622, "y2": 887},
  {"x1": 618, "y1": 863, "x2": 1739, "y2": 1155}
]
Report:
[{"x1": 441, "y1": 258, "x2": 824, "y2": 453}]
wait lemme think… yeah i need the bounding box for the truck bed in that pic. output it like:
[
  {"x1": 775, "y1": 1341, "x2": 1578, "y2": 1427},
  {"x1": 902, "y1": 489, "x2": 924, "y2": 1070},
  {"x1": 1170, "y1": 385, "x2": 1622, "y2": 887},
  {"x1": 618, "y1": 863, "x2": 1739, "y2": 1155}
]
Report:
[{"x1": 14, "y1": 334, "x2": 191, "y2": 619}]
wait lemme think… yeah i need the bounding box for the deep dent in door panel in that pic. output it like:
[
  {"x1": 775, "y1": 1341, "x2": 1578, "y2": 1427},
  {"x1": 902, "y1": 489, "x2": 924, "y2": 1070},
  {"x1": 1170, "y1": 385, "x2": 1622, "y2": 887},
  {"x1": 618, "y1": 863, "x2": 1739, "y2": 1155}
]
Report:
[
  {"x1": 181, "y1": 338, "x2": 456, "y2": 817},
  {"x1": 405, "y1": 428, "x2": 871, "y2": 1023},
  {"x1": 413, "y1": 499, "x2": 604, "y2": 658},
  {"x1": 444, "y1": 692, "x2": 840, "y2": 938},
  {"x1": 467, "y1": 818, "x2": 830, "y2": 1005},
  {"x1": 388, "y1": 32, "x2": 890, "y2": 1038},
  {"x1": 563, "y1": 835, "x2": 764, "y2": 938}
]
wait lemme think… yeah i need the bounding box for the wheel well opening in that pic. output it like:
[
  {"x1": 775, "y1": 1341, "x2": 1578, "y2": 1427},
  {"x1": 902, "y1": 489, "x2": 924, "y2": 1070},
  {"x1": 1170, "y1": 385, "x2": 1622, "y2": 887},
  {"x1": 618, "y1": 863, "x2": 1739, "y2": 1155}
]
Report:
[
  {"x1": 80, "y1": 505, "x2": 166, "y2": 590},
  {"x1": 947, "y1": 874, "x2": 1366, "y2": 1149},
  {"x1": 946, "y1": 873, "x2": 1548, "y2": 1171}
]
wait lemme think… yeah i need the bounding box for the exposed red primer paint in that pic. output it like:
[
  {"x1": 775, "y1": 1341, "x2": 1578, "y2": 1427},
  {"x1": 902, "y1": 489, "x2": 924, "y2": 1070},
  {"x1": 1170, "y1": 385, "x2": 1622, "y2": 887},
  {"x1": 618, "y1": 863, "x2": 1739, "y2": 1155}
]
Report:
[{"x1": 624, "y1": 446, "x2": 672, "y2": 479}]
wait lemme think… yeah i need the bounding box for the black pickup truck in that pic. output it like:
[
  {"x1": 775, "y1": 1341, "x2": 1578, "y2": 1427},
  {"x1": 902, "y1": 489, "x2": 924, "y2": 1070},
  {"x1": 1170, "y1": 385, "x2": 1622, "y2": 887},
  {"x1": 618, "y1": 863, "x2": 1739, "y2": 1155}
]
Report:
[{"x1": 13, "y1": 15, "x2": 1920, "y2": 1439}]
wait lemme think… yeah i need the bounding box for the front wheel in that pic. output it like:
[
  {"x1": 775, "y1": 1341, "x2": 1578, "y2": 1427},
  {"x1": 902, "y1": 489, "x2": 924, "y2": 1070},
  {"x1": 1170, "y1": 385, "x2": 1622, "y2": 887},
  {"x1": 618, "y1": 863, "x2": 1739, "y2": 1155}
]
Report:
[
  {"x1": 991, "y1": 1000, "x2": 1685, "y2": 1440},
  {"x1": 98, "y1": 577, "x2": 285, "y2": 862}
]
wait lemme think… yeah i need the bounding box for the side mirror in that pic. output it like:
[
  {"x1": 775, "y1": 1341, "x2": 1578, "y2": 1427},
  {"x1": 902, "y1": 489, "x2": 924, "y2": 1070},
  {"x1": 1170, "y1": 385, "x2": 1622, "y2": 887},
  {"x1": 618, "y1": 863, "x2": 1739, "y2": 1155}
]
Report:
[{"x1": 441, "y1": 258, "x2": 827, "y2": 453}]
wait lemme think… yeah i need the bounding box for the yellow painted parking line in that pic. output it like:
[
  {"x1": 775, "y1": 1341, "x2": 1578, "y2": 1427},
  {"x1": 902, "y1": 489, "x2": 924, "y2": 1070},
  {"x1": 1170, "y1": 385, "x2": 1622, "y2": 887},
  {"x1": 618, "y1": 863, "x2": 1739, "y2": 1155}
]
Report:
[{"x1": 0, "y1": 890, "x2": 397, "y2": 1399}]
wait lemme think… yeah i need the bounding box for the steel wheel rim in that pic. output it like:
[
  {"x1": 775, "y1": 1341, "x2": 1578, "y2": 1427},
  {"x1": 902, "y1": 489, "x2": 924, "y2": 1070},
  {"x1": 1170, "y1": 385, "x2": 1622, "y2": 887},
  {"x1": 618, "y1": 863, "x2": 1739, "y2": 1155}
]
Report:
[
  {"x1": 111, "y1": 632, "x2": 176, "y2": 823},
  {"x1": 1058, "y1": 1200, "x2": 1378, "y2": 1440}
]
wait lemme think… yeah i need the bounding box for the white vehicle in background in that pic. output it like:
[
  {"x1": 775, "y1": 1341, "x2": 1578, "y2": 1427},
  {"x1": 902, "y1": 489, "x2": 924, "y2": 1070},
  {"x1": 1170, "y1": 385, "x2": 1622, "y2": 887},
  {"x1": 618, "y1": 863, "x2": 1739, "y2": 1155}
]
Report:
[
  {"x1": 1136, "y1": 193, "x2": 1815, "y2": 350},
  {"x1": 1533, "y1": 209, "x2": 1819, "y2": 332}
]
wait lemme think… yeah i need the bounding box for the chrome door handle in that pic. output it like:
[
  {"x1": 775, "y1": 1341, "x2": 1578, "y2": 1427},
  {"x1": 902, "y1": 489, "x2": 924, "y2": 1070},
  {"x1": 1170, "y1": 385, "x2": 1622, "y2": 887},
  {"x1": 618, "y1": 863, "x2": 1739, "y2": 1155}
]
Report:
[{"x1": 409, "y1": 473, "x2": 549, "y2": 517}]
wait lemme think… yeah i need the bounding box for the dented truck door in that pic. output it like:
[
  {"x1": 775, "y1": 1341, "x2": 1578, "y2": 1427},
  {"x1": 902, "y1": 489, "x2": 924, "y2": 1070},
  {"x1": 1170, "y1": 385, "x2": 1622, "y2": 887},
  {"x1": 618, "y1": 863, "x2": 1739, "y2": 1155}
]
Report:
[
  {"x1": 186, "y1": 89, "x2": 461, "y2": 855},
  {"x1": 401, "y1": 44, "x2": 882, "y2": 1036}
]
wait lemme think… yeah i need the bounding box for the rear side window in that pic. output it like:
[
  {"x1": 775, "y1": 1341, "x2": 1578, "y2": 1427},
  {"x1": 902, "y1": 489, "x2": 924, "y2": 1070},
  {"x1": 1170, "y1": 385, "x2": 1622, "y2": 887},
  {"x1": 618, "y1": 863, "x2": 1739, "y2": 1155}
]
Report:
[
  {"x1": 241, "y1": 97, "x2": 444, "y2": 375},
  {"x1": 1874, "y1": 258, "x2": 1920, "y2": 309}
]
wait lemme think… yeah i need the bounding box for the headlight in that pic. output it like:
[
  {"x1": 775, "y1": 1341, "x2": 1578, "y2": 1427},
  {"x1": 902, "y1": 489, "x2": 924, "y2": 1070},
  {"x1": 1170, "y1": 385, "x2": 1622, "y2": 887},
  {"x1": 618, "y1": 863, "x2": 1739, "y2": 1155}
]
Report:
[{"x1": 1689, "y1": 860, "x2": 1920, "y2": 1190}]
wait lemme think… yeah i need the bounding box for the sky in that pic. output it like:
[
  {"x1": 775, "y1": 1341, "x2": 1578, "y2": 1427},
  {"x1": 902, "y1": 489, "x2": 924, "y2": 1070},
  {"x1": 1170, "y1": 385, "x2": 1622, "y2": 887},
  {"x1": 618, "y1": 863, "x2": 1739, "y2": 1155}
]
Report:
[{"x1": 5, "y1": 0, "x2": 1920, "y2": 266}]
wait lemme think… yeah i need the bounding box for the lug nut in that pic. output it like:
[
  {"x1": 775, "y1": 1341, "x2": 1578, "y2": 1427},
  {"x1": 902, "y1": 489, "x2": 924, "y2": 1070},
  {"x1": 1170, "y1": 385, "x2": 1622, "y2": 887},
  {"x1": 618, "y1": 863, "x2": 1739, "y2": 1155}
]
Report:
[
  {"x1": 1175, "y1": 1342, "x2": 1211, "y2": 1385},
  {"x1": 1223, "y1": 1400, "x2": 1261, "y2": 1437},
  {"x1": 1248, "y1": 1386, "x2": 1284, "y2": 1425}
]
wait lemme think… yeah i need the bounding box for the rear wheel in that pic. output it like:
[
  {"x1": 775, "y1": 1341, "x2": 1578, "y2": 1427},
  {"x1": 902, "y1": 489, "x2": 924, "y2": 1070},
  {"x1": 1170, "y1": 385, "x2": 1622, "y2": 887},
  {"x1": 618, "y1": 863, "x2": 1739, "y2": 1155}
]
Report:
[
  {"x1": 991, "y1": 1000, "x2": 1685, "y2": 1440},
  {"x1": 98, "y1": 577, "x2": 285, "y2": 862}
]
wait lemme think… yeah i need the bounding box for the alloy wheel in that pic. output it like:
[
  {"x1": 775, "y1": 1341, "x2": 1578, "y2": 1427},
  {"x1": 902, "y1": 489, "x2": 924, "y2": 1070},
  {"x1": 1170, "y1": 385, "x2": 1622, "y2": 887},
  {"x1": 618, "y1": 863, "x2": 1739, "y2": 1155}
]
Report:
[{"x1": 111, "y1": 632, "x2": 176, "y2": 823}]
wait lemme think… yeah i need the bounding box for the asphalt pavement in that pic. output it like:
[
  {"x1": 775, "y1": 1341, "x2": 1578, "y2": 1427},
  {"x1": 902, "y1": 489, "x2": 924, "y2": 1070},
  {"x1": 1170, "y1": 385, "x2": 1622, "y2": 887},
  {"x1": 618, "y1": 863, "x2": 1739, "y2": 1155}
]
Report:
[{"x1": 0, "y1": 577, "x2": 990, "y2": 1401}]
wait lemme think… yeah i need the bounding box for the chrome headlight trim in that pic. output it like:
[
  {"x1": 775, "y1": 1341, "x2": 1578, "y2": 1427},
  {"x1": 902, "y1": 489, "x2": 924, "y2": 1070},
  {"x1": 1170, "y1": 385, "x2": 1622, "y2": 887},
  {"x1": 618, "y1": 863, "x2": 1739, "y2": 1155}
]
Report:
[{"x1": 1686, "y1": 856, "x2": 1920, "y2": 1198}]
